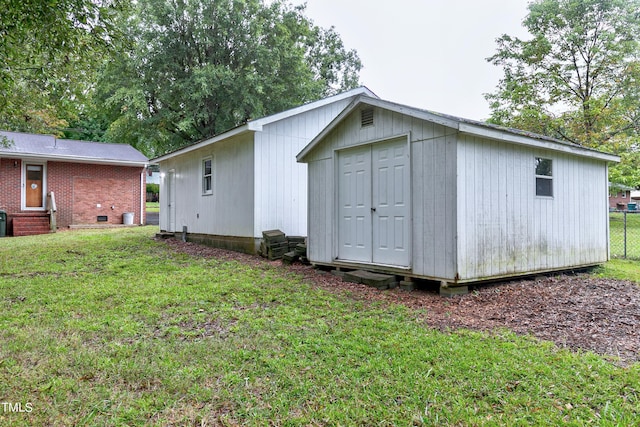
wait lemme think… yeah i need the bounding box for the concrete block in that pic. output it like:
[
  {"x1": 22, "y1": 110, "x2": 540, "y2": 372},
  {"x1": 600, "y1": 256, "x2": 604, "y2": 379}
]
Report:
[
  {"x1": 439, "y1": 284, "x2": 469, "y2": 297},
  {"x1": 344, "y1": 270, "x2": 397, "y2": 290}
]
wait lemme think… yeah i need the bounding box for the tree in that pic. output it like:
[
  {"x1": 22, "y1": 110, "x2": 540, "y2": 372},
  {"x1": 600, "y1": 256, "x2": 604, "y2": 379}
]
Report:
[
  {"x1": 0, "y1": 0, "x2": 129, "y2": 135},
  {"x1": 486, "y1": 0, "x2": 640, "y2": 179},
  {"x1": 96, "y1": 0, "x2": 362, "y2": 157}
]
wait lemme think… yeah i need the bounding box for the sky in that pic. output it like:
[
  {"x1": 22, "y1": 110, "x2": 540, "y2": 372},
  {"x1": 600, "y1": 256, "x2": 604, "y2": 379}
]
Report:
[{"x1": 290, "y1": 0, "x2": 532, "y2": 121}]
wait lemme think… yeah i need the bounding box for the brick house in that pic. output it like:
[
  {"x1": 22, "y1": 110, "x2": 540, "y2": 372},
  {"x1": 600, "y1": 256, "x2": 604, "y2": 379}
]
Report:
[
  {"x1": 608, "y1": 183, "x2": 636, "y2": 210},
  {"x1": 0, "y1": 131, "x2": 148, "y2": 236}
]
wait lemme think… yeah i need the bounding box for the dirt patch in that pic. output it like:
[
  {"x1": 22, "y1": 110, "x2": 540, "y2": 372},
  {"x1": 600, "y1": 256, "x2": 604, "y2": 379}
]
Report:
[{"x1": 161, "y1": 238, "x2": 640, "y2": 366}]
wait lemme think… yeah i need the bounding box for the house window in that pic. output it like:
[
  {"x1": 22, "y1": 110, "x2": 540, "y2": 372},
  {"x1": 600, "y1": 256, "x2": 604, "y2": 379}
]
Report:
[
  {"x1": 535, "y1": 157, "x2": 553, "y2": 197},
  {"x1": 202, "y1": 157, "x2": 213, "y2": 195}
]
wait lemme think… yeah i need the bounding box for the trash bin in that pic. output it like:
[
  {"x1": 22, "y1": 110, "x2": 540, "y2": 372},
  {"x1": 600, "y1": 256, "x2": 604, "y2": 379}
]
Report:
[
  {"x1": 0, "y1": 210, "x2": 6, "y2": 237},
  {"x1": 628, "y1": 203, "x2": 637, "y2": 211},
  {"x1": 123, "y1": 212, "x2": 134, "y2": 225}
]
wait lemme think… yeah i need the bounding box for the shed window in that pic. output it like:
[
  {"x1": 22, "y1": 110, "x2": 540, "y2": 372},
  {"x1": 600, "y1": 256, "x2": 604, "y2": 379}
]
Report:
[
  {"x1": 535, "y1": 157, "x2": 553, "y2": 197},
  {"x1": 202, "y1": 157, "x2": 213, "y2": 195}
]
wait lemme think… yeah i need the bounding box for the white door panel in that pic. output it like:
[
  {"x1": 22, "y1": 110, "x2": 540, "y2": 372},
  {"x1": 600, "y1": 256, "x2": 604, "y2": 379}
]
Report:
[
  {"x1": 338, "y1": 146, "x2": 371, "y2": 262},
  {"x1": 337, "y1": 138, "x2": 410, "y2": 267},
  {"x1": 373, "y1": 140, "x2": 410, "y2": 266}
]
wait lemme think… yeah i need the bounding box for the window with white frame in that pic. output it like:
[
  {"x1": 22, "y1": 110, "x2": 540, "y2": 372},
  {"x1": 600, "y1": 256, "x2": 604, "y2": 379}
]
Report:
[
  {"x1": 202, "y1": 157, "x2": 213, "y2": 195},
  {"x1": 535, "y1": 157, "x2": 553, "y2": 197}
]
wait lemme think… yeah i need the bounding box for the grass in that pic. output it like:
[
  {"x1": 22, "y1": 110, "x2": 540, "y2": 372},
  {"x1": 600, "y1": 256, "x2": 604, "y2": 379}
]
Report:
[
  {"x1": 1, "y1": 227, "x2": 639, "y2": 426},
  {"x1": 609, "y1": 211, "x2": 640, "y2": 259},
  {"x1": 594, "y1": 258, "x2": 640, "y2": 283},
  {"x1": 146, "y1": 202, "x2": 159, "y2": 213}
]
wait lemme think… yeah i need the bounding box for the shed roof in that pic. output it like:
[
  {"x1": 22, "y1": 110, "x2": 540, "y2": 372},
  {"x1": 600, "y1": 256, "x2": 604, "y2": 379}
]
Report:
[
  {"x1": 297, "y1": 96, "x2": 620, "y2": 163},
  {"x1": 0, "y1": 131, "x2": 148, "y2": 166},
  {"x1": 151, "y1": 86, "x2": 378, "y2": 163}
]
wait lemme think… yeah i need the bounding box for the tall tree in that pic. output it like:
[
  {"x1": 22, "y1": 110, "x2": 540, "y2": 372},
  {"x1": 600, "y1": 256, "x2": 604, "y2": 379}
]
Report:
[
  {"x1": 486, "y1": 0, "x2": 640, "y2": 182},
  {"x1": 96, "y1": 0, "x2": 362, "y2": 157},
  {"x1": 0, "y1": 0, "x2": 128, "y2": 136}
]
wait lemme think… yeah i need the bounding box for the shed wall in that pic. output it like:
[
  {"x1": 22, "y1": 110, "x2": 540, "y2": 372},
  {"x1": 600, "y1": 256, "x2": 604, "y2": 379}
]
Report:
[
  {"x1": 159, "y1": 133, "x2": 254, "y2": 237},
  {"x1": 305, "y1": 108, "x2": 458, "y2": 279},
  {"x1": 456, "y1": 135, "x2": 609, "y2": 280},
  {"x1": 253, "y1": 99, "x2": 355, "y2": 237}
]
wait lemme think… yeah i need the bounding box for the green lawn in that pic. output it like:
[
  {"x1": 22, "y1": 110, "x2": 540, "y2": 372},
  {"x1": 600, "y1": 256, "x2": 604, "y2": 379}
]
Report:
[
  {"x1": 146, "y1": 202, "x2": 160, "y2": 213},
  {"x1": 610, "y1": 212, "x2": 640, "y2": 259},
  {"x1": 1, "y1": 227, "x2": 638, "y2": 426}
]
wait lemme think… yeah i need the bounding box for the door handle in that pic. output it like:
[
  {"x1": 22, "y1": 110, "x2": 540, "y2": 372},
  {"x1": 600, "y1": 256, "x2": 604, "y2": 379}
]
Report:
[{"x1": 371, "y1": 207, "x2": 376, "y2": 213}]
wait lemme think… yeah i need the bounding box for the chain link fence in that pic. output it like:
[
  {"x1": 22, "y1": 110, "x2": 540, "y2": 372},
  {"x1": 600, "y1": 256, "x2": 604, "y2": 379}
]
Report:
[{"x1": 610, "y1": 211, "x2": 640, "y2": 259}]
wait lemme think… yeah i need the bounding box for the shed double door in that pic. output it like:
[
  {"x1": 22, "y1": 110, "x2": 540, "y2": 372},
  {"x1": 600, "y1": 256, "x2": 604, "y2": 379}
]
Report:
[{"x1": 337, "y1": 138, "x2": 410, "y2": 267}]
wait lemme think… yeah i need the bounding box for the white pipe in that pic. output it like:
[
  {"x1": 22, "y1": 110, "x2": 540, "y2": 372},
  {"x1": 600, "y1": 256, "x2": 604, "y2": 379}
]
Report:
[{"x1": 140, "y1": 169, "x2": 145, "y2": 225}]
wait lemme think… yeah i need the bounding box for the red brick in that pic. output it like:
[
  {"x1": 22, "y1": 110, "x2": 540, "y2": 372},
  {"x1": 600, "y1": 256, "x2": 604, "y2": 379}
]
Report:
[{"x1": 0, "y1": 159, "x2": 146, "y2": 233}]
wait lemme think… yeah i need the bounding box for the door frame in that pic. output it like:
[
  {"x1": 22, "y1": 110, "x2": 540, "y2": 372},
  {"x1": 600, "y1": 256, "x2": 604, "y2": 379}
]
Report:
[
  {"x1": 333, "y1": 134, "x2": 412, "y2": 268},
  {"x1": 21, "y1": 161, "x2": 47, "y2": 211}
]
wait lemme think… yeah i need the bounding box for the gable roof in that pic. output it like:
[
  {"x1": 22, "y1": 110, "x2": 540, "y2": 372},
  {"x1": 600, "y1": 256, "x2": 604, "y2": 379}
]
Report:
[
  {"x1": 151, "y1": 86, "x2": 378, "y2": 163},
  {"x1": 297, "y1": 95, "x2": 620, "y2": 163},
  {"x1": 0, "y1": 131, "x2": 148, "y2": 166}
]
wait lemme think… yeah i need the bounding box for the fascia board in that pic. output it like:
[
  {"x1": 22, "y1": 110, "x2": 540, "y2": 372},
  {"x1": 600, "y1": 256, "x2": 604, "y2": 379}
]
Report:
[
  {"x1": 458, "y1": 123, "x2": 620, "y2": 163},
  {"x1": 152, "y1": 125, "x2": 251, "y2": 162}
]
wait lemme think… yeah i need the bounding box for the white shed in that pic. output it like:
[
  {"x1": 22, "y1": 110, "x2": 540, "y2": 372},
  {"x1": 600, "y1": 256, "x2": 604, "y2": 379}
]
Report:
[
  {"x1": 152, "y1": 87, "x2": 377, "y2": 253},
  {"x1": 297, "y1": 96, "x2": 619, "y2": 291}
]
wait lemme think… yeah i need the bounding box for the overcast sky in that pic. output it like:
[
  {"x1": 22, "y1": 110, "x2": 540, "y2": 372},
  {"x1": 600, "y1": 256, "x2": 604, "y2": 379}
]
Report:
[{"x1": 291, "y1": 0, "x2": 532, "y2": 121}]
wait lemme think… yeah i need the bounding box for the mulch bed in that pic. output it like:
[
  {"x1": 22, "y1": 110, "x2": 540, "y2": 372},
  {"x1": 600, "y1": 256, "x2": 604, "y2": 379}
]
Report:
[{"x1": 161, "y1": 238, "x2": 640, "y2": 366}]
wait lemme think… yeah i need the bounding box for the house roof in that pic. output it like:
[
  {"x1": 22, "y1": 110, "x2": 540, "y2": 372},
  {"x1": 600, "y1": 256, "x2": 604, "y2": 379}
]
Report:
[
  {"x1": 0, "y1": 131, "x2": 148, "y2": 166},
  {"x1": 297, "y1": 95, "x2": 621, "y2": 163},
  {"x1": 151, "y1": 86, "x2": 378, "y2": 163}
]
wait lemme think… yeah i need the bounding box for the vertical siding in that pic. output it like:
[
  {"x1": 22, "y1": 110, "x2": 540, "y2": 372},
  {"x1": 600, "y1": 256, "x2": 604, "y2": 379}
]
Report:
[
  {"x1": 304, "y1": 108, "x2": 458, "y2": 280},
  {"x1": 253, "y1": 99, "x2": 354, "y2": 238},
  {"x1": 411, "y1": 130, "x2": 457, "y2": 280},
  {"x1": 307, "y1": 158, "x2": 334, "y2": 263},
  {"x1": 158, "y1": 133, "x2": 254, "y2": 236},
  {"x1": 456, "y1": 135, "x2": 609, "y2": 280}
]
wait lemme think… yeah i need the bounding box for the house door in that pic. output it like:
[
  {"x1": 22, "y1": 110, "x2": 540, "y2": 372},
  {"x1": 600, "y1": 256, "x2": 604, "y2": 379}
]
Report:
[
  {"x1": 25, "y1": 164, "x2": 45, "y2": 209},
  {"x1": 338, "y1": 138, "x2": 410, "y2": 267},
  {"x1": 166, "y1": 170, "x2": 176, "y2": 232}
]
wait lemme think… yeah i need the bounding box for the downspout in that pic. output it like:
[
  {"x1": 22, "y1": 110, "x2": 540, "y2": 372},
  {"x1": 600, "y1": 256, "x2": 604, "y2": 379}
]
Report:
[{"x1": 140, "y1": 168, "x2": 145, "y2": 225}]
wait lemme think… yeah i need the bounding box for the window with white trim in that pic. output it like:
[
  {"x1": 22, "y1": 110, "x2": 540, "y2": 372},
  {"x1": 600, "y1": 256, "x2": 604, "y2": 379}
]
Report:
[
  {"x1": 202, "y1": 157, "x2": 213, "y2": 195},
  {"x1": 535, "y1": 157, "x2": 553, "y2": 197}
]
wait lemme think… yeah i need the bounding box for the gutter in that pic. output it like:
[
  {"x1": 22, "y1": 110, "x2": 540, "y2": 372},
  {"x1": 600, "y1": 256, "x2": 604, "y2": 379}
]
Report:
[{"x1": 0, "y1": 152, "x2": 149, "y2": 167}]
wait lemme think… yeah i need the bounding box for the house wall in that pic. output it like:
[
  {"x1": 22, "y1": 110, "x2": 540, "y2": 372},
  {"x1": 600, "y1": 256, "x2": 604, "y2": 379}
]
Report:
[
  {"x1": 0, "y1": 158, "x2": 22, "y2": 212},
  {"x1": 609, "y1": 191, "x2": 631, "y2": 210},
  {"x1": 456, "y1": 135, "x2": 610, "y2": 281},
  {"x1": 0, "y1": 159, "x2": 23, "y2": 233},
  {"x1": 304, "y1": 107, "x2": 458, "y2": 280},
  {"x1": 48, "y1": 162, "x2": 145, "y2": 227},
  {"x1": 158, "y1": 132, "x2": 254, "y2": 240},
  {"x1": 253, "y1": 98, "x2": 357, "y2": 238},
  {"x1": 0, "y1": 159, "x2": 145, "y2": 229}
]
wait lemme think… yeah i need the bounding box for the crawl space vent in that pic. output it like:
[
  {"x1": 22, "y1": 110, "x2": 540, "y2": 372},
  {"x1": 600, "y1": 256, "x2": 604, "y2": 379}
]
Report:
[
  {"x1": 361, "y1": 108, "x2": 374, "y2": 127},
  {"x1": 97, "y1": 215, "x2": 108, "y2": 222}
]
